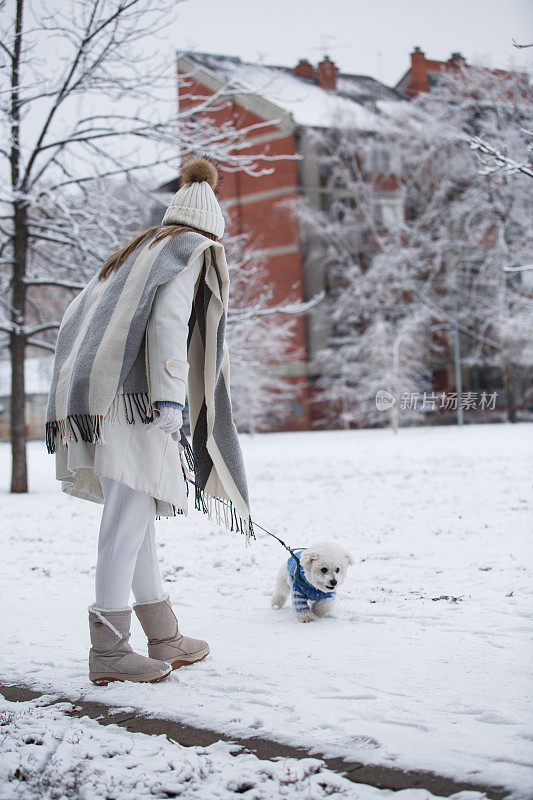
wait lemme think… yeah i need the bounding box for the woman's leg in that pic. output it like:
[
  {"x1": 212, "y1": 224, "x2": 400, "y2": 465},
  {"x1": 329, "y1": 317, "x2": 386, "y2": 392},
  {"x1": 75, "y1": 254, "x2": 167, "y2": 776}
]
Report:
[
  {"x1": 89, "y1": 477, "x2": 172, "y2": 685},
  {"x1": 132, "y1": 513, "x2": 166, "y2": 604},
  {"x1": 95, "y1": 476, "x2": 154, "y2": 610}
]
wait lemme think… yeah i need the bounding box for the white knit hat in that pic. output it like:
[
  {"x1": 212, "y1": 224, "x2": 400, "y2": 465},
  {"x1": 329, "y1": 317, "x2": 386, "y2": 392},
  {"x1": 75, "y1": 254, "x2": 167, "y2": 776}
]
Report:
[{"x1": 161, "y1": 157, "x2": 225, "y2": 238}]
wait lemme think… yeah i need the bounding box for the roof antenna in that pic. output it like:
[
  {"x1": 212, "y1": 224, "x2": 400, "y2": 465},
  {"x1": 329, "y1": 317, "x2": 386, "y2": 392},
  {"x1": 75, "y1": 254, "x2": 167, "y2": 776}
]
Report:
[{"x1": 311, "y1": 35, "x2": 349, "y2": 61}]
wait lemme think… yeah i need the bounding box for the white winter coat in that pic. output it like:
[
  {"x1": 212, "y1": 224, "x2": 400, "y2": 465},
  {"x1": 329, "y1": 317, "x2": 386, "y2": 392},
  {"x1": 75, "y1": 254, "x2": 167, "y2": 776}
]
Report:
[{"x1": 54, "y1": 251, "x2": 204, "y2": 517}]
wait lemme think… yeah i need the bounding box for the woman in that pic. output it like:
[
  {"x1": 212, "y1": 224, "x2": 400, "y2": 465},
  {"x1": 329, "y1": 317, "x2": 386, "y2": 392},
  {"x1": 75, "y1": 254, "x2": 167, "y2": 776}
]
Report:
[{"x1": 46, "y1": 158, "x2": 253, "y2": 686}]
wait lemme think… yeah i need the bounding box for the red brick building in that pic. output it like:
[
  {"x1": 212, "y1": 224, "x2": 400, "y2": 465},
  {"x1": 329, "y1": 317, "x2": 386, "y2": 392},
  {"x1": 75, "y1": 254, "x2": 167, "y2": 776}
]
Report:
[
  {"x1": 154, "y1": 49, "x2": 532, "y2": 431},
  {"x1": 159, "y1": 52, "x2": 406, "y2": 430},
  {"x1": 395, "y1": 46, "x2": 469, "y2": 97},
  {"x1": 396, "y1": 45, "x2": 529, "y2": 99}
]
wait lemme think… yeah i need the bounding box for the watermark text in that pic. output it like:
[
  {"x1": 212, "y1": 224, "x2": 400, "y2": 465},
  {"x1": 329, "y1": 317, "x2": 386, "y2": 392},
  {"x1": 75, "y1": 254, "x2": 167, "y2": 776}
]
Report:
[{"x1": 375, "y1": 390, "x2": 498, "y2": 412}]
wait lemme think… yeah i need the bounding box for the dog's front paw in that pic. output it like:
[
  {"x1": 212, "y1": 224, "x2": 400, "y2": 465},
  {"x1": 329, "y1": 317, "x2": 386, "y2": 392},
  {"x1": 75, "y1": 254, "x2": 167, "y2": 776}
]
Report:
[
  {"x1": 312, "y1": 598, "x2": 335, "y2": 618},
  {"x1": 297, "y1": 611, "x2": 317, "y2": 623},
  {"x1": 271, "y1": 593, "x2": 286, "y2": 610}
]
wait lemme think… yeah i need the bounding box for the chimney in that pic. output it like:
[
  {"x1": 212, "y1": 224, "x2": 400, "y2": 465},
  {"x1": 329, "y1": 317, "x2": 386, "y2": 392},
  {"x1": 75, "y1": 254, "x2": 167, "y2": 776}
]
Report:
[
  {"x1": 448, "y1": 51, "x2": 467, "y2": 68},
  {"x1": 410, "y1": 45, "x2": 427, "y2": 72},
  {"x1": 294, "y1": 58, "x2": 315, "y2": 80},
  {"x1": 317, "y1": 55, "x2": 337, "y2": 90},
  {"x1": 408, "y1": 45, "x2": 428, "y2": 96}
]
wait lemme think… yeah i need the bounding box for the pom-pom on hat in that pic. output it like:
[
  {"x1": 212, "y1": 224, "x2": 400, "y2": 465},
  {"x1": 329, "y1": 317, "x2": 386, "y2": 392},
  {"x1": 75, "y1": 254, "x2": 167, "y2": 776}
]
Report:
[{"x1": 161, "y1": 157, "x2": 225, "y2": 238}]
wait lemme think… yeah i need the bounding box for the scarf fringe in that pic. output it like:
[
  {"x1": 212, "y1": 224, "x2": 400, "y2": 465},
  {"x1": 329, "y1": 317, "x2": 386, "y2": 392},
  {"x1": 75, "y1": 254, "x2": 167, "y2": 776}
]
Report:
[
  {"x1": 45, "y1": 392, "x2": 154, "y2": 454},
  {"x1": 177, "y1": 429, "x2": 254, "y2": 543},
  {"x1": 46, "y1": 402, "x2": 255, "y2": 545},
  {"x1": 193, "y1": 482, "x2": 255, "y2": 546},
  {"x1": 122, "y1": 392, "x2": 155, "y2": 426}
]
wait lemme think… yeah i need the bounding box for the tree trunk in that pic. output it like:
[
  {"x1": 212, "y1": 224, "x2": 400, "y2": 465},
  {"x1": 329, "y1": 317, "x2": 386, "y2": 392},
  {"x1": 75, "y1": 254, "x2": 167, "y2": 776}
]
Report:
[
  {"x1": 503, "y1": 363, "x2": 517, "y2": 423},
  {"x1": 10, "y1": 335, "x2": 27, "y2": 492},
  {"x1": 391, "y1": 400, "x2": 399, "y2": 434},
  {"x1": 9, "y1": 0, "x2": 28, "y2": 493},
  {"x1": 10, "y1": 202, "x2": 28, "y2": 492}
]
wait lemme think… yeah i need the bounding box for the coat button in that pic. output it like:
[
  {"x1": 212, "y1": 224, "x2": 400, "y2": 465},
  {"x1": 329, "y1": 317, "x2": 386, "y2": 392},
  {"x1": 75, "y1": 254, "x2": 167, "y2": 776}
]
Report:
[{"x1": 165, "y1": 359, "x2": 178, "y2": 376}]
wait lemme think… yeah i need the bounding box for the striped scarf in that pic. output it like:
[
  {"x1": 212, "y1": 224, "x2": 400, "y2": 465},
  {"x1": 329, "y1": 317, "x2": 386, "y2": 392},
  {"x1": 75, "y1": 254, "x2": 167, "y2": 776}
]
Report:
[{"x1": 46, "y1": 230, "x2": 254, "y2": 542}]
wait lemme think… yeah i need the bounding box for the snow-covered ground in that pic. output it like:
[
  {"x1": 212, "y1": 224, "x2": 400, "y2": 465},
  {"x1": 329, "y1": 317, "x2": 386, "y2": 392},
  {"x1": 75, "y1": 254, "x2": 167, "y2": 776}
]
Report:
[
  {"x1": 1, "y1": 424, "x2": 532, "y2": 797},
  {"x1": 0, "y1": 696, "x2": 490, "y2": 800},
  {"x1": 0, "y1": 695, "x2": 369, "y2": 800}
]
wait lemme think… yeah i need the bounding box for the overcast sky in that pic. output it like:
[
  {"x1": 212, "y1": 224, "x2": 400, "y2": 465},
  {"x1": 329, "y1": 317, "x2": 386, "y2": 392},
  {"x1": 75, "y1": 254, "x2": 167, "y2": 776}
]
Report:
[
  {"x1": 3, "y1": 0, "x2": 531, "y2": 193},
  {"x1": 174, "y1": 0, "x2": 533, "y2": 85}
]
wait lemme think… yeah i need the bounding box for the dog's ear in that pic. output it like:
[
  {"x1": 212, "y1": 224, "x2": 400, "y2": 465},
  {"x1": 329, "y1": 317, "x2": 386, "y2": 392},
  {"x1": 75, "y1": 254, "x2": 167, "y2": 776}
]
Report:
[
  {"x1": 344, "y1": 551, "x2": 355, "y2": 567},
  {"x1": 300, "y1": 549, "x2": 318, "y2": 571}
]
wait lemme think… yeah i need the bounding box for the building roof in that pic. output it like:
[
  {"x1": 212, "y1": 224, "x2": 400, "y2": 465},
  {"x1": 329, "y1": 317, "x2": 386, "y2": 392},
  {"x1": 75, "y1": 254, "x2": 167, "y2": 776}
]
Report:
[{"x1": 179, "y1": 52, "x2": 409, "y2": 131}]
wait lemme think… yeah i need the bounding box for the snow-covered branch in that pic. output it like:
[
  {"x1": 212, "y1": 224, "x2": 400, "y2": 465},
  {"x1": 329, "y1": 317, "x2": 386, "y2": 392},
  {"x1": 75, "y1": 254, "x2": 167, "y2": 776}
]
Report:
[
  {"x1": 25, "y1": 338, "x2": 57, "y2": 353},
  {"x1": 469, "y1": 136, "x2": 533, "y2": 179},
  {"x1": 504, "y1": 264, "x2": 533, "y2": 272},
  {"x1": 229, "y1": 290, "x2": 325, "y2": 323},
  {"x1": 23, "y1": 323, "x2": 60, "y2": 337},
  {"x1": 24, "y1": 278, "x2": 86, "y2": 290}
]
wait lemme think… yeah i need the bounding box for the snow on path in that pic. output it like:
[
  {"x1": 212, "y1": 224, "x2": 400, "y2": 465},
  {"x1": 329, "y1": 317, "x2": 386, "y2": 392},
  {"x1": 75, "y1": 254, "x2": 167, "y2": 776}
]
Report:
[
  {"x1": 4, "y1": 695, "x2": 455, "y2": 800},
  {"x1": 1, "y1": 424, "x2": 532, "y2": 796}
]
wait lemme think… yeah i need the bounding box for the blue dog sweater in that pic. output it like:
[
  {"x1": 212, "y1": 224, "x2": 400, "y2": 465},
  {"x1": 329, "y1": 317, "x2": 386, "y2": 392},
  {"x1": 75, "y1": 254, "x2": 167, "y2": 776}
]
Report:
[{"x1": 287, "y1": 548, "x2": 335, "y2": 612}]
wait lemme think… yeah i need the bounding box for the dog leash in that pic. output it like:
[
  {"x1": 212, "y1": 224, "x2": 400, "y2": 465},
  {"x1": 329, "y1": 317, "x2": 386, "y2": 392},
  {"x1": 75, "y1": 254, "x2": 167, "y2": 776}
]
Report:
[
  {"x1": 179, "y1": 430, "x2": 308, "y2": 587},
  {"x1": 185, "y1": 476, "x2": 307, "y2": 584},
  {"x1": 181, "y1": 471, "x2": 306, "y2": 586}
]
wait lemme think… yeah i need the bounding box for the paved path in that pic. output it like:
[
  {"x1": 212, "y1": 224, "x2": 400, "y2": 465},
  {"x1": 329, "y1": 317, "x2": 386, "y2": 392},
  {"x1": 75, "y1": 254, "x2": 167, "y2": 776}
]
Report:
[{"x1": 1, "y1": 683, "x2": 508, "y2": 799}]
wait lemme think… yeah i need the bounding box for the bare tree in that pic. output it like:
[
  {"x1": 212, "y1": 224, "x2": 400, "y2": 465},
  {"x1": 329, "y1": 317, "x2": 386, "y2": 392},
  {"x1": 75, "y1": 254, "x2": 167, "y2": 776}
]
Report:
[{"x1": 0, "y1": 0, "x2": 297, "y2": 492}]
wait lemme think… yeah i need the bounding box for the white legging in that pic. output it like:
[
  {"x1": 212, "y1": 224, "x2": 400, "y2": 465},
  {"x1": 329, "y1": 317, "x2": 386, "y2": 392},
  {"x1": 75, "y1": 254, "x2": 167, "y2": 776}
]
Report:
[{"x1": 95, "y1": 476, "x2": 166, "y2": 610}]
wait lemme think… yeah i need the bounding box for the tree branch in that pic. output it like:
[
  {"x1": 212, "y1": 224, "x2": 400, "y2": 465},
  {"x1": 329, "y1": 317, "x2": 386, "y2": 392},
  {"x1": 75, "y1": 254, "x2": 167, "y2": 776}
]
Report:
[
  {"x1": 229, "y1": 291, "x2": 325, "y2": 323},
  {"x1": 469, "y1": 136, "x2": 533, "y2": 179},
  {"x1": 24, "y1": 323, "x2": 60, "y2": 337},
  {"x1": 504, "y1": 264, "x2": 533, "y2": 273},
  {"x1": 25, "y1": 338, "x2": 56, "y2": 353},
  {"x1": 21, "y1": 0, "x2": 145, "y2": 187},
  {"x1": 24, "y1": 278, "x2": 85, "y2": 290}
]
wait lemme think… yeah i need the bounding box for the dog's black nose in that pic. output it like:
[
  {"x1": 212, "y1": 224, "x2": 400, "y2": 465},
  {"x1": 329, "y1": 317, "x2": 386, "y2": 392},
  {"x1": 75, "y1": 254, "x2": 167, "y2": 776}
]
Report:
[{"x1": 330, "y1": 578, "x2": 337, "y2": 587}]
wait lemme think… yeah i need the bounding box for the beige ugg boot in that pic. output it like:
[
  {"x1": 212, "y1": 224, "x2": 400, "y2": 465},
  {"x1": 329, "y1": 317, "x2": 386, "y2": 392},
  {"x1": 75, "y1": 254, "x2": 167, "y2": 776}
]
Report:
[
  {"x1": 88, "y1": 604, "x2": 172, "y2": 686},
  {"x1": 133, "y1": 594, "x2": 210, "y2": 670}
]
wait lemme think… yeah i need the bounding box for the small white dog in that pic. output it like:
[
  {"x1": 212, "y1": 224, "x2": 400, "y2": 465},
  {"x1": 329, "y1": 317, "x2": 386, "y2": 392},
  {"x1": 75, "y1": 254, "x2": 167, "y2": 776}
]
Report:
[{"x1": 271, "y1": 541, "x2": 354, "y2": 623}]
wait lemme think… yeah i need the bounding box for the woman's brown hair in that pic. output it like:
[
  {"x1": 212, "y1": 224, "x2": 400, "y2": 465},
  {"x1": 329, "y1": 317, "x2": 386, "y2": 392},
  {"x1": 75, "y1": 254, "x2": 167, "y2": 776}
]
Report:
[{"x1": 98, "y1": 224, "x2": 218, "y2": 281}]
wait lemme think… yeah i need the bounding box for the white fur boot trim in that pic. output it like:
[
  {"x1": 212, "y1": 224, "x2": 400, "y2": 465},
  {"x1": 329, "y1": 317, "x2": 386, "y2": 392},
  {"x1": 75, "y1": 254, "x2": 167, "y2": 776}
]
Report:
[
  {"x1": 88, "y1": 603, "x2": 131, "y2": 639},
  {"x1": 132, "y1": 593, "x2": 170, "y2": 609}
]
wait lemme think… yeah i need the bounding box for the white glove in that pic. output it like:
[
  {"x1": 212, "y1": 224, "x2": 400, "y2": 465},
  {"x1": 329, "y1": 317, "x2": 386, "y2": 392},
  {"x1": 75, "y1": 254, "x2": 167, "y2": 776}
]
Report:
[{"x1": 146, "y1": 405, "x2": 183, "y2": 436}]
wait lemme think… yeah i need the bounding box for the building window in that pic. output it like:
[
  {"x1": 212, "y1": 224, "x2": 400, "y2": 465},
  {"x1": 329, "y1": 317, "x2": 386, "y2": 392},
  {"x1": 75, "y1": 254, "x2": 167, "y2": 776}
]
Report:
[
  {"x1": 373, "y1": 197, "x2": 403, "y2": 229},
  {"x1": 369, "y1": 145, "x2": 392, "y2": 175},
  {"x1": 427, "y1": 73, "x2": 442, "y2": 90}
]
